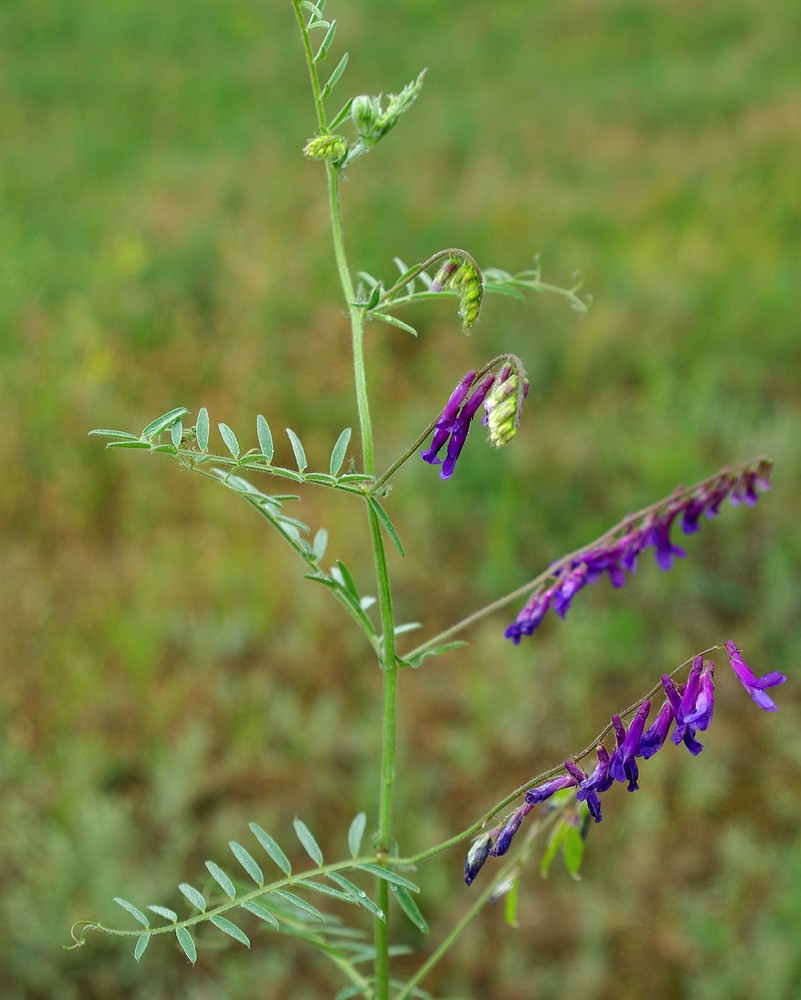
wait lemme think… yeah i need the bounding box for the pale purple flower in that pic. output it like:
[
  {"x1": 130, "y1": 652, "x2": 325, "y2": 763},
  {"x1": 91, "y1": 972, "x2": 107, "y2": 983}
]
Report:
[{"x1": 725, "y1": 640, "x2": 787, "y2": 712}]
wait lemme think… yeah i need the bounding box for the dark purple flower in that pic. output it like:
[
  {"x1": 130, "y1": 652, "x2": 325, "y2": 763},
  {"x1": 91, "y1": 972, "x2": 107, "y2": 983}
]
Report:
[
  {"x1": 504, "y1": 586, "x2": 555, "y2": 644},
  {"x1": 609, "y1": 702, "x2": 650, "y2": 790},
  {"x1": 646, "y1": 510, "x2": 687, "y2": 571},
  {"x1": 524, "y1": 773, "x2": 578, "y2": 806},
  {"x1": 421, "y1": 371, "x2": 476, "y2": 467},
  {"x1": 491, "y1": 802, "x2": 534, "y2": 857},
  {"x1": 636, "y1": 699, "x2": 676, "y2": 759},
  {"x1": 552, "y1": 565, "x2": 589, "y2": 617},
  {"x1": 569, "y1": 750, "x2": 611, "y2": 823},
  {"x1": 440, "y1": 375, "x2": 494, "y2": 479},
  {"x1": 725, "y1": 640, "x2": 787, "y2": 712},
  {"x1": 662, "y1": 675, "x2": 704, "y2": 755},
  {"x1": 421, "y1": 371, "x2": 495, "y2": 480},
  {"x1": 464, "y1": 832, "x2": 496, "y2": 886}
]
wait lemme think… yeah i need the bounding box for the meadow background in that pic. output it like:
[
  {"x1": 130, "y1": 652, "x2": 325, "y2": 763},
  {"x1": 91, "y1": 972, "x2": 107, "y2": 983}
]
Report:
[{"x1": 2, "y1": 0, "x2": 800, "y2": 997}]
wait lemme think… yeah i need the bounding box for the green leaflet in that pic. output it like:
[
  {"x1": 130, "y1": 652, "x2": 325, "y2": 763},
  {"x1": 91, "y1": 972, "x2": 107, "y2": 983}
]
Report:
[
  {"x1": 196, "y1": 406, "x2": 210, "y2": 451},
  {"x1": 329, "y1": 426, "x2": 352, "y2": 476},
  {"x1": 210, "y1": 915, "x2": 250, "y2": 948},
  {"x1": 348, "y1": 812, "x2": 366, "y2": 857},
  {"x1": 229, "y1": 841, "x2": 264, "y2": 887},
  {"x1": 133, "y1": 933, "x2": 150, "y2": 961},
  {"x1": 205, "y1": 860, "x2": 236, "y2": 899},
  {"x1": 178, "y1": 882, "x2": 206, "y2": 912},
  {"x1": 141, "y1": 407, "x2": 189, "y2": 440},
  {"x1": 112, "y1": 897, "x2": 149, "y2": 928},
  {"x1": 248, "y1": 822, "x2": 292, "y2": 875},
  {"x1": 293, "y1": 818, "x2": 324, "y2": 865},
  {"x1": 175, "y1": 926, "x2": 196, "y2": 964}
]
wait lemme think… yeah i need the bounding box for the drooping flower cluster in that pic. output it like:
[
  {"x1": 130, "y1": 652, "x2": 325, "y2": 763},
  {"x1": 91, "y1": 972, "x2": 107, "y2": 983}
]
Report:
[
  {"x1": 505, "y1": 459, "x2": 772, "y2": 644},
  {"x1": 422, "y1": 360, "x2": 529, "y2": 480},
  {"x1": 464, "y1": 642, "x2": 786, "y2": 885},
  {"x1": 431, "y1": 255, "x2": 483, "y2": 328}
]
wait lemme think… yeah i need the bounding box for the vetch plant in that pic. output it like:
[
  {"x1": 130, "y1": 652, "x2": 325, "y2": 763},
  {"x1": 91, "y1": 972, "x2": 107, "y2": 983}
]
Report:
[{"x1": 70, "y1": 4, "x2": 788, "y2": 997}]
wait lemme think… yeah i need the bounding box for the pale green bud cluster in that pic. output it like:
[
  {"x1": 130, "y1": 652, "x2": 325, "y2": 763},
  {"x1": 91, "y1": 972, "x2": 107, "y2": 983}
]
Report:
[
  {"x1": 484, "y1": 364, "x2": 530, "y2": 447},
  {"x1": 303, "y1": 133, "x2": 349, "y2": 164},
  {"x1": 351, "y1": 70, "x2": 426, "y2": 146},
  {"x1": 432, "y1": 256, "x2": 483, "y2": 329}
]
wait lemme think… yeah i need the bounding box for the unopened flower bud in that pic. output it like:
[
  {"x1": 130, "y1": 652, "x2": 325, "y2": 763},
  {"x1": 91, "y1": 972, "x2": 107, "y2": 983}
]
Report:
[
  {"x1": 303, "y1": 134, "x2": 348, "y2": 163},
  {"x1": 464, "y1": 832, "x2": 495, "y2": 886},
  {"x1": 484, "y1": 364, "x2": 530, "y2": 447}
]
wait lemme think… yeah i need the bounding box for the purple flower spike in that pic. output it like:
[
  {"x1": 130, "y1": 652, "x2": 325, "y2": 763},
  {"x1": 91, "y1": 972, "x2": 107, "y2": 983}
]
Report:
[
  {"x1": 636, "y1": 699, "x2": 676, "y2": 759},
  {"x1": 421, "y1": 370, "x2": 476, "y2": 467},
  {"x1": 726, "y1": 640, "x2": 787, "y2": 712},
  {"x1": 524, "y1": 773, "x2": 578, "y2": 806}
]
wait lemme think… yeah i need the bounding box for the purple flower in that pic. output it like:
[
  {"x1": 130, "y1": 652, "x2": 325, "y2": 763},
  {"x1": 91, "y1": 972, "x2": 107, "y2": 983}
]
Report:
[
  {"x1": 568, "y1": 750, "x2": 611, "y2": 823},
  {"x1": 609, "y1": 702, "x2": 650, "y2": 790},
  {"x1": 646, "y1": 510, "x2": 687, "y2": 571},
  {"x1": 636, "y1": 699, "x2": 676, "y2": 759},
  {"x1": 421, "y1": 371, "x2": 494, "y2": 480},
  {"x1": 552, "y1": 565, "x2": 588, "y2": 617},
  {"x1": 662, "y1": 675, "x2": 704, "y2": 755},
  {"x1": 524, "y1": 773, "x2": 578, "y2": 806},
  {"x1": 421, "y1": 371, "x2": 475, "y2": 467},
  {"x1": 504, "y1": 586, "x2": 555, "y2": 644},
  {"x1": 725, "y1": 640, "x2": 787, "y2": 712},
  {"x1": 491, "y1": 802, "x2": 534, "y2": 857},
  {"x1": 683, "y1": 659, "x2": 715, "y2": 731},
  {"x1": 440, "y1": 375, "x2": 494, "y2": 479}
]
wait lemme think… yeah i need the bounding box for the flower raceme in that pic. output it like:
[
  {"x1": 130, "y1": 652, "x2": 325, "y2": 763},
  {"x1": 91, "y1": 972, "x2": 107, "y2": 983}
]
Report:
[
  {"x1": 505, "y1": 459, "x2": 772, "y2": 644},
  {"x1": 421, "y1": 361, "x2": 530, "y2": 480},
  {"x1": 464, "y1": 642, "x2": 786, "y2": 886}
]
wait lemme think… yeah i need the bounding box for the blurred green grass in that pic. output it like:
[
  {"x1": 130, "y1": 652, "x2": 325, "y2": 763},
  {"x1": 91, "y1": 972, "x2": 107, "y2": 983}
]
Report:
[{"x1": 1, "y1": 0, "x2": 800, "y2": 996}]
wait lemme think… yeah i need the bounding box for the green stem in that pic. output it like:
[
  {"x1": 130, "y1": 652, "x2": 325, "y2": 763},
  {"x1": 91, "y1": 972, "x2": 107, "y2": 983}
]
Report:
[
  {"x1": 327, "y1": 163, "x2": 375, "y2": 473},
  {"x1": 293, "y1": 7, "x2": 391, "y2": 994},
  {"x1": 366, "y1": 500, "x2": 399, "y2": 1000}
]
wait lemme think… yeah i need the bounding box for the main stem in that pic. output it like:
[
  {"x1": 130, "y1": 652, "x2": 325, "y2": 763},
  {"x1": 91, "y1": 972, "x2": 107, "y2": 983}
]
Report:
[{"x1": 294, "y1": 11, "x2": 396, "y2": 993}]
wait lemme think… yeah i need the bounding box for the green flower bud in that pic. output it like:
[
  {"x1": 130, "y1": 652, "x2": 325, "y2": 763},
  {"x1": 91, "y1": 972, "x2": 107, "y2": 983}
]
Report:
[
  {"x1": 303, "y1": 133, "x2": 349, "y2": 163},
  {"x1": 484, "y1": 363, "x2": 530, "y2": 447}
]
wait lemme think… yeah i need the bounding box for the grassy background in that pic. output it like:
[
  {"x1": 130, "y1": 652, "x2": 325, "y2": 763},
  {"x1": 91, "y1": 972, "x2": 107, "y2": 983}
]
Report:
[{"x1": 2, "y1": 0, "x2": 800, "y2": 997}]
